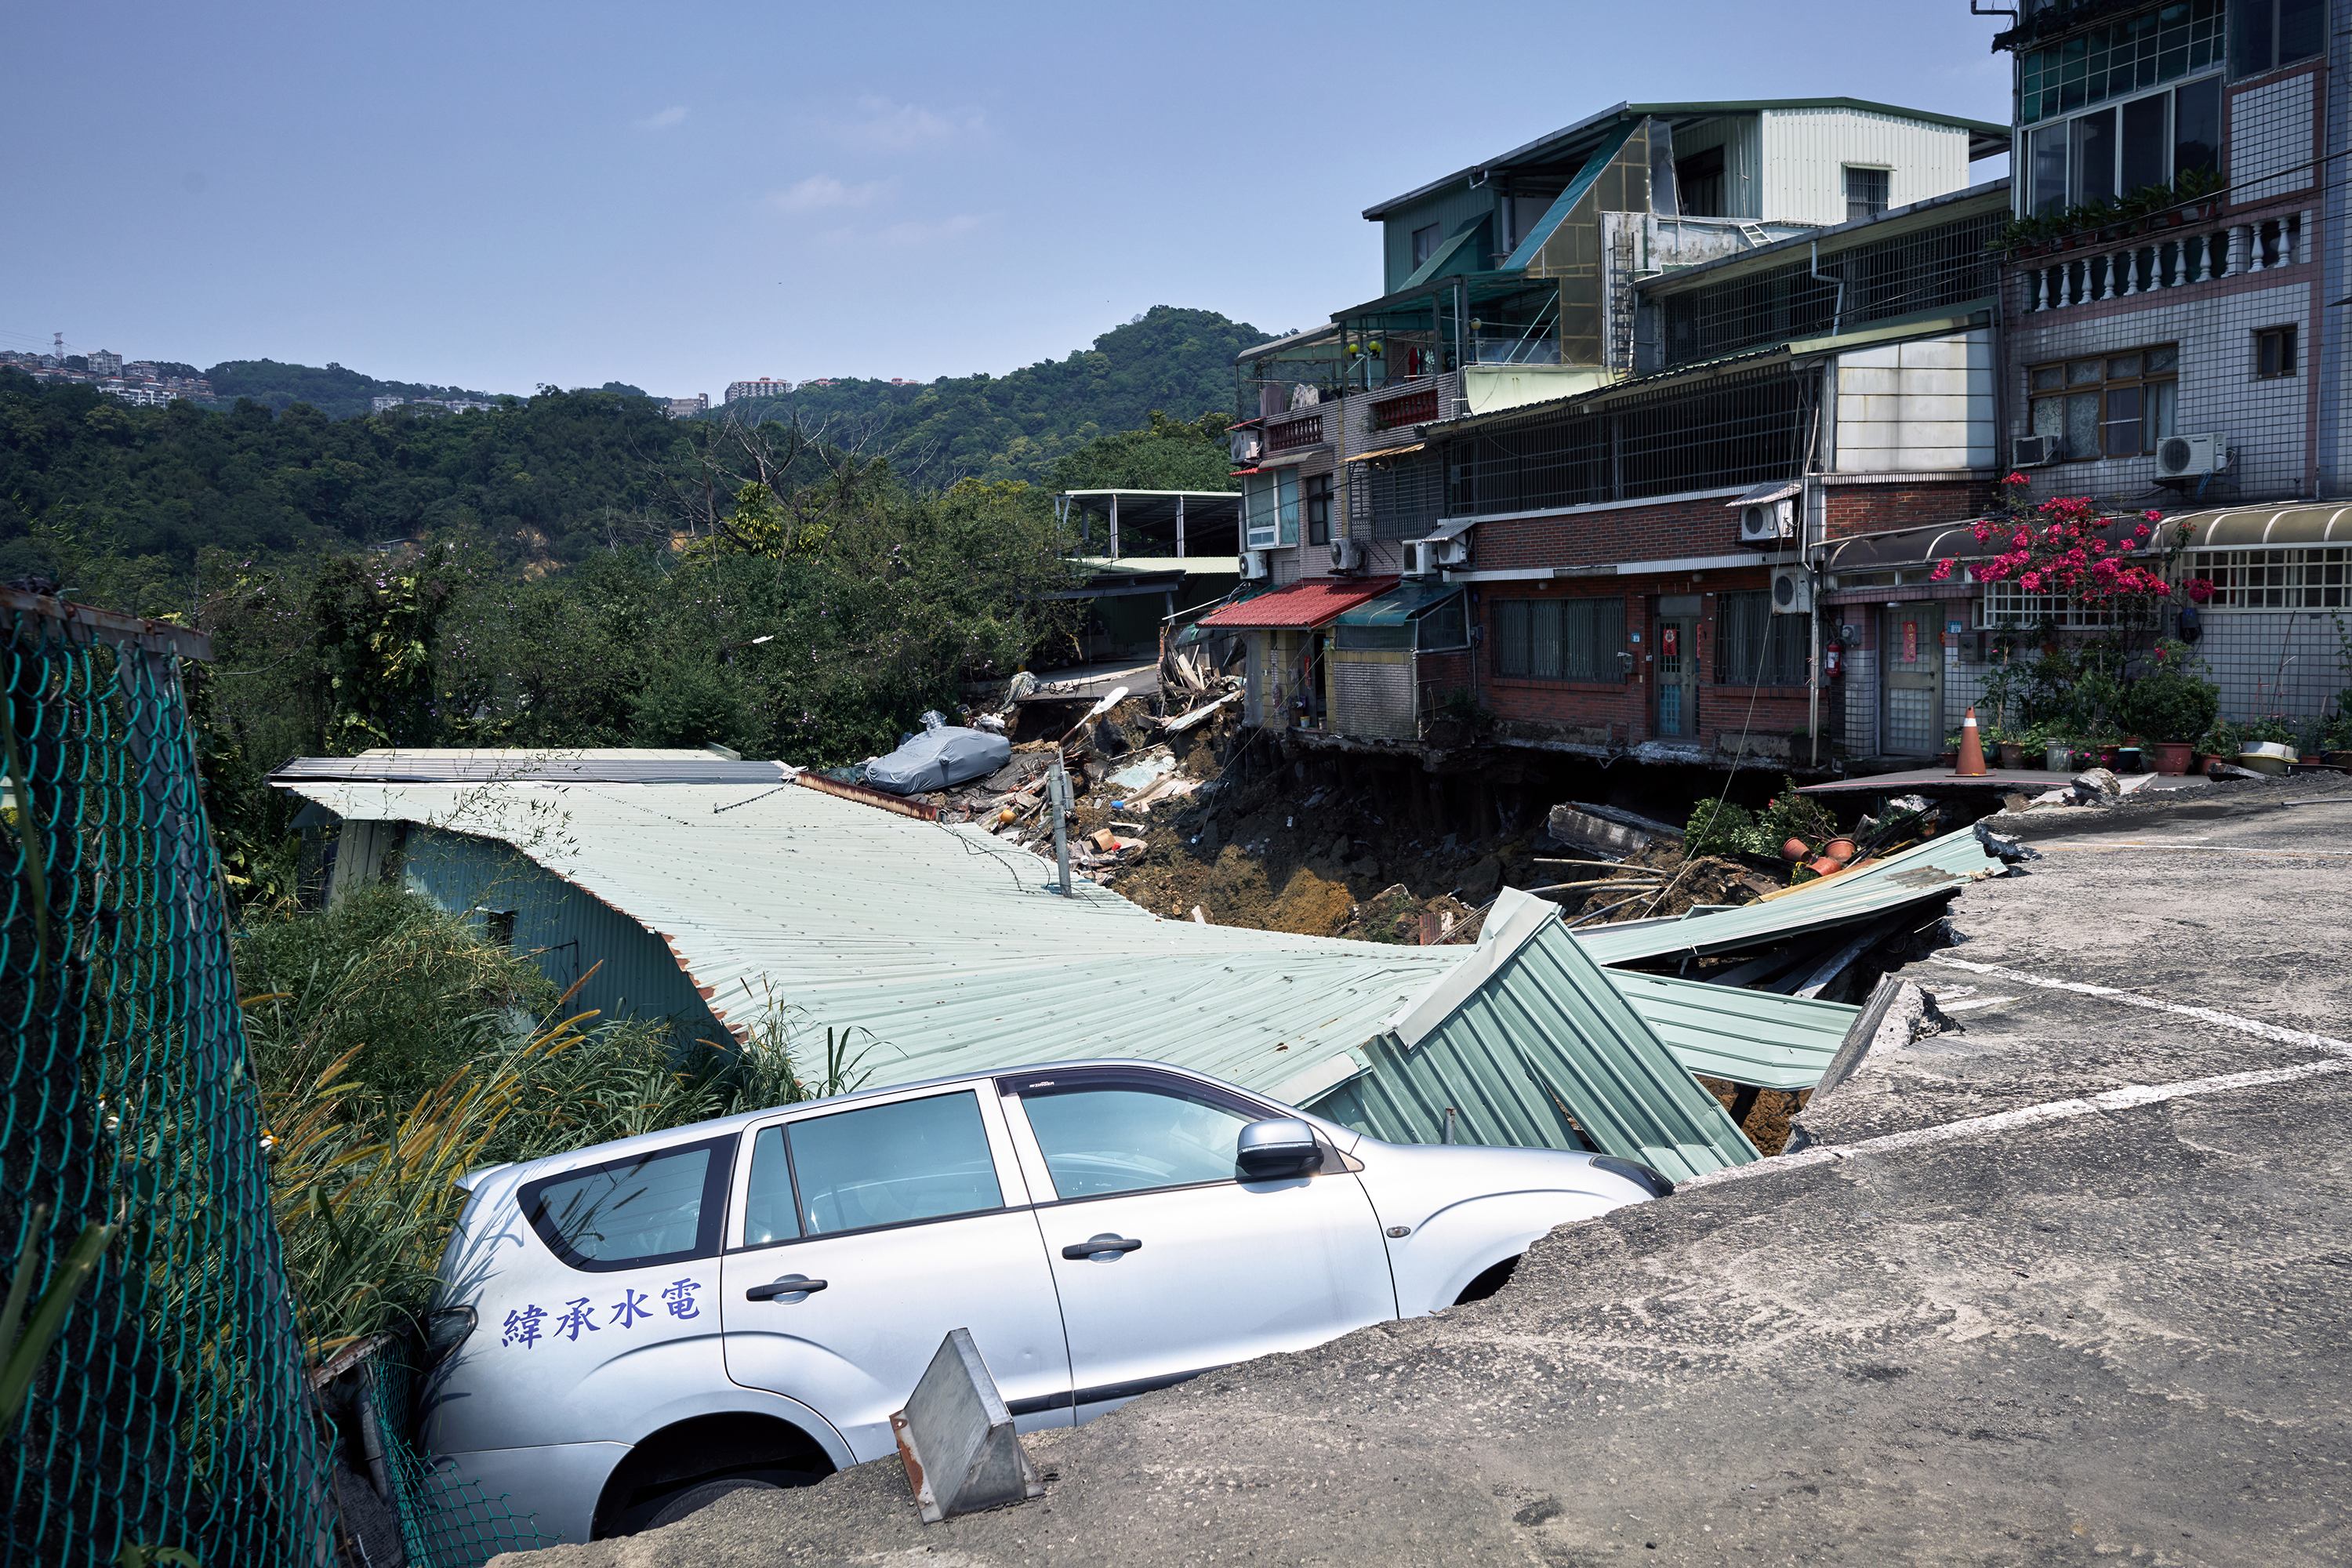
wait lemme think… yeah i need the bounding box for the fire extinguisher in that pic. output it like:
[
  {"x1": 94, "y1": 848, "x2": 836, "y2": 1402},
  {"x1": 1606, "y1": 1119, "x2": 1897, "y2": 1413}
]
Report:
[{"x1": 1823, "y1": 641, "x2": 1845, "y2": 680}]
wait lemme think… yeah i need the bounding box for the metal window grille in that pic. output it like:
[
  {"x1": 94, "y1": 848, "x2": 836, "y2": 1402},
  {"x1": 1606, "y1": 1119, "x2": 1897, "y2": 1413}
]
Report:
[
  {"x1": 1364, "y1": 456, "x2": 1445, "y2": 542},
  {"x1": 1657, "y1": 212, "x2": 2003, "y2": 368},
  {"x1": 1980, "y1": 579, "x2": 2142, "y2": 628},
  {"x1": 1446, "y1": 365, "x2": 1811, "y2": 518},
  {"x1": 2192, "y1": 546, "x2": 2350, "y2": 609},
  {"x1": 2, "y1": 596, "x2": 334, "y2": 1566},
  {"x1": 1715, "y1": 592, "x2": 1810, "y2": 686},
  {"x1": 1492, "y1": 597, "x2": 1624, "y2": 680}
]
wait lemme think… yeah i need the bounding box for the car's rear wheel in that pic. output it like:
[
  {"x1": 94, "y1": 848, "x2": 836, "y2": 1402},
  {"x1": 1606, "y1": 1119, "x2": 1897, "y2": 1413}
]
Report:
[{"x1": 645, "y1": 1475, "x2": 781, "y2": 1529}]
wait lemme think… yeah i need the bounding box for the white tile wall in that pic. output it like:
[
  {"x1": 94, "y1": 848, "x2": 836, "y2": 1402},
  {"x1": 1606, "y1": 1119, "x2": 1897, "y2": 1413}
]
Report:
[
  {"x1": 1833, "y1": 329, "x2": 1996, "y2": 474},
  {"x1": 2232, "y1": 74, "x2": 2318, "y2": 203},
  {"x1": 2005, "y1": 280, "x2": 2314, "y2": 496}
]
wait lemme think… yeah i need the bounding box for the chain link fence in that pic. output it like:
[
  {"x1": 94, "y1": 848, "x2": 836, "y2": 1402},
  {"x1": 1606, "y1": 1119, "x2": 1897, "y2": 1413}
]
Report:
[{"x1": 1, "y1": 590, "x2": 328, "y2": 1566}]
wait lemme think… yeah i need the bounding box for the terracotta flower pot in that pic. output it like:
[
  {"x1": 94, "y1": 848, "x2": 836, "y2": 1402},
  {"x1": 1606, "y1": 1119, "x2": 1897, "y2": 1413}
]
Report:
[
  {"x1": 2151, "y1": 742, "x2": 2194, "y2": 775},
  {"x1": 1780, "y1": 837, "x2": 1809, "y2": 862},
  {"x1": 1937, "y1": 750, "x2": 1959, "y2": 768},
  {"x1": 1997, "y1": 742, "x2": 2026, "y2": 769},
  {"x1": 1821, "y1": 837, "x2": 1858, "y2": 865}
]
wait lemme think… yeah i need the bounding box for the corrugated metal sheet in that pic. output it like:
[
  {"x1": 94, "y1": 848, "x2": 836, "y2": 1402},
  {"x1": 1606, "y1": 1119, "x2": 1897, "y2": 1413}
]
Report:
[
  {"x1": 278, "y1": 779, "x2": 1757, "y2": 1173},
  {"x1": 1311, "y1": 898, "x2": 1757, "y2": 1181},
  {"x1": 1609, "y1": 971, "x2": 1856, "y2": 1091},
  {"x1": 1197, "y1": 578, "x2": 1398, "y2": 630},
  {"x1": 278, "y1": 752, "x2": 786, "y2": 785},
  {"x1": 1575, "y1": 827, "x2": 2003, "y2": 966},
  {"x1": 1758, "y1": 106, "x2": 1971, "y2": 227}
]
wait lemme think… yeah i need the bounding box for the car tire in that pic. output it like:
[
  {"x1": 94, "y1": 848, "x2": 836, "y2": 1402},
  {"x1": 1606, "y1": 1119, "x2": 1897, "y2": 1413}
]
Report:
[
  {"x1": 1454, "y1": 1254, "x2": 1521, "y2": 1305},
  {"x1": 644, "y1": 1476, "x2": 782, "y2": 1529}
]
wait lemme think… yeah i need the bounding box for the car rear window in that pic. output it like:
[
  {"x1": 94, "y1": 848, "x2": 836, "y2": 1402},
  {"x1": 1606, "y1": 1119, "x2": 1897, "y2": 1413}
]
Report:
[
  {"x1": 744, "y1": 1091, "x2": 1002, "y2": 1243},
  {"x1": 517, "y1": 1134, "x2": 734, "y2": 1272}
]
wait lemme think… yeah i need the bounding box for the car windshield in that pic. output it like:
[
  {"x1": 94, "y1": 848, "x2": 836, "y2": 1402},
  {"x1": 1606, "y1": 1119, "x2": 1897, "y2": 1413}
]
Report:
[{"x1": 1022, "y1": 1087, "x2": 1255, "y2": 1198}]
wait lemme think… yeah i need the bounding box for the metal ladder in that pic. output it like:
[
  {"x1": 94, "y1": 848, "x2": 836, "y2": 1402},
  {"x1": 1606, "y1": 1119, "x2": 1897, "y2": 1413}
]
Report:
[{"x1": 1738, "y1": 222, "x2": 1771, "y2": 249}]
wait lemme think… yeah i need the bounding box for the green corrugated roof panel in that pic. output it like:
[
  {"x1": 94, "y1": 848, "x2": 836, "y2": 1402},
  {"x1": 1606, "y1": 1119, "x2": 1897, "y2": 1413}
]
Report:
[
  {"x1": 1501, "y1": 119, "x2": 1640, "y2": 271},
  {"x1": 1575, "y1": 827, "x2": 2005, "y2": 967},
  {"x1": 1305, "y1": 891, "x2": 1759, "y2": 1181},
  {"x1": 1333, "y1": 583, "x2": 1465, "y2": 627},
  {"x1": 1610, "y1": 971, "x2": 1857, "y2": 1091}
]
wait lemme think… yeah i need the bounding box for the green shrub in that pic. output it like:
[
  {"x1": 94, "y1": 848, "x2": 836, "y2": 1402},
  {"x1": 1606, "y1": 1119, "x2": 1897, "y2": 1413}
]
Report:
[{"x1": 1685, "y1": 800, "x2": 1758, "y2": 858}]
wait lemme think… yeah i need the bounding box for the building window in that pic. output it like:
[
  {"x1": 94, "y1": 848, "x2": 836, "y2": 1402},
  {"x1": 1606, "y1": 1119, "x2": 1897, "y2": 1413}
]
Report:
[
  {"x1": 2017, "y1": 0, "x2": 2223, "y2": 125},
  {"x1": 1305, "y1": 472, "x2": 1332, "y2": 546},
  {"x1": 1675, "y1": 146, "x2": 1726, "y2": 217},
  {"x1": 483, "y1": 909, "x2": 517, "y2": 948},
  {"x1": 1844, "y1": 167, "x2": 1890, "y2": 223},
  {"x1": 2194, "y1": 545, "x2": 2348, "y2": 607},
  {"x1": 1243, "y1": 470, "x2": 1299, "y2": 550},
  {"x1": 1411, "y1": 223, "x2": 1440, "y2": 268},
  {"x1": 2232, "y1": 0, "x2": 2326, "y2": 76},
  {"x1": 2028, "y1": 345, "x2": 2178, "y2": 459},
  {"x1": 1493, "y1": 597, "x2": 1624, "y2": 680},
  {"x1": 2256, "y1": 325, "x2": 2298, "y2": 378},
  {"x1": 1716, "y1": 593, "x2": 1810, "y2": 687},
  {"x1": 2025, "y1": 74, "x2": 2223, "y2": 214}
]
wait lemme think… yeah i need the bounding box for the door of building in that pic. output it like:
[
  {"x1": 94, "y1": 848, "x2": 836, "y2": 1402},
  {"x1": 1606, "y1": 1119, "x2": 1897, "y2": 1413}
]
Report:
[
  {"x1": 1880, "y1": 604, "x2": 1944, "y2": 757},
  {"x1": 1654, "y1": 611, "x2": 1700, "y2": 739}
]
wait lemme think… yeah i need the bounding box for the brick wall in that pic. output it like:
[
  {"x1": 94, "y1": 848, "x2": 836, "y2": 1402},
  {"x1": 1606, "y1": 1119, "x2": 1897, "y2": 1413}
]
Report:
[{"x1": 1821, "y1": 477, "x2": 1997, "y2": 539}]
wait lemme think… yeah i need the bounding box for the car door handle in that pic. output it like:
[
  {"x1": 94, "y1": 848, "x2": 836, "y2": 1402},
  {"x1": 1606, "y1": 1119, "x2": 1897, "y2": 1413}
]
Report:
[
  {"x1": 1062, "y1": 1234, "x2": 1142, "y2": 1259},
  {"x1": 745, "y1": 1276, "x2": 828, "y2": 1301}
]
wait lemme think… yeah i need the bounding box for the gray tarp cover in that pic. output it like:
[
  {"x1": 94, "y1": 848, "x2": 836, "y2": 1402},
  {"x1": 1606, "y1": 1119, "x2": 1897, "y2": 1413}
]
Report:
[{"x1": 863, "y1": 728, "x2": 1014, "y2": 794}]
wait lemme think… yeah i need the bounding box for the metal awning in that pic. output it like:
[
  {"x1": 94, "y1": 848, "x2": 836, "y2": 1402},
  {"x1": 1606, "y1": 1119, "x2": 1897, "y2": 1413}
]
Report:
[
  {"x1": 1352, "y1": 441, "x2": 1425, "y2": 461},
  {"x1": 1728, "y1": 478, "x2": 1802, "y2": 507},
  {"x1": 2170, "y1": 504, "x2": 2352, "y2": 548},
  {"x1": 1334, "y1": 581, "x2": 1465, "y2": 628},
  {"x1": 1254, "y1": 446, "x2": 1332, "y2": 467},
  {"x1": 1196, "y1": 576, "x2": 1401, "y2": 630},
  {"x1": 1420, "y1": 516, "x2": 1477, "y2": 543}
]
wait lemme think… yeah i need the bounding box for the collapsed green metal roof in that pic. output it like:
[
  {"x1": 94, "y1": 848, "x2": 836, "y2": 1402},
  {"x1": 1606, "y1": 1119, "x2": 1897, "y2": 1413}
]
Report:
[
  {"x1": 1610, "y1": 971, "x2": 1857, "y2": 1091},
  {"x1": 1575, "y1": 828, "x2": 2006, "y2": 967}
]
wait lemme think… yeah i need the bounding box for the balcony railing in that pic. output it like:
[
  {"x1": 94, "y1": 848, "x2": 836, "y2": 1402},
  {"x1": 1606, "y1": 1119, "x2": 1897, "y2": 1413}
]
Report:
[
  {"x1": 1266, "y1": 412, "x2": 1325, "y2": 452},
  {"x1": 2024, "y1": 211, "x2": 2305, "y2": 313},
  {"x1": 1371, "y1": 387, "x2": 1439, "y2": 430}
]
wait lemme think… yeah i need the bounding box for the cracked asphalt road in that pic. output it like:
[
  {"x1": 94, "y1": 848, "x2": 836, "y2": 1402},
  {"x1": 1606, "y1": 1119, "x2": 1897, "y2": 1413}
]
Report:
[{"x1": 492, "y1": 776, "x2": 2352, "y2": 1568}]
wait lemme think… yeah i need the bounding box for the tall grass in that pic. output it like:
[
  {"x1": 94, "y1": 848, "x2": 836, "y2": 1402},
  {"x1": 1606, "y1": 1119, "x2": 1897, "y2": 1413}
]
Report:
[{"x1": 236, "y1": 887, "x2": 873, "y2": 1361}]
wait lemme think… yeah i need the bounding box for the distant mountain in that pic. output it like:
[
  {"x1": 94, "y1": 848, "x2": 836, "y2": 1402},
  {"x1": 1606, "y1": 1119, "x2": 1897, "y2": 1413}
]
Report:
[
  {"x1": 204, "y1": 359, "x2": 513, "y2": 419},
  {"x1": 710, "y1": 307, "x2": 1276, "y2": 486}
]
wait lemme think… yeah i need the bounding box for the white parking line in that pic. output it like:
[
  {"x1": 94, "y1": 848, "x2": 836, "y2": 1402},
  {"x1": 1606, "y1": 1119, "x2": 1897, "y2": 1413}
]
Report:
[
  {"x1": 1685, "y1": 1056, "x2": 2352, "y2": 1187},
  {"x1": 1932, "y1": 995, "x2": 2017, "y2": 1013},
  {"x1": 1926, "y1": 956, "x2": 2352, "y2": 1057}
]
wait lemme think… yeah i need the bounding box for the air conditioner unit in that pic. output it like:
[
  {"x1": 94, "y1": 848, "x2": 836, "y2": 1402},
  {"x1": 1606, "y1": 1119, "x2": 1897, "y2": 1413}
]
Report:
[
  {"x1": 1738, "y1": 497, "x2": 1795, "y2": 544},
  {"x1": 1241, "y1": 550, "x2": 1270, "y2": 580},
  {"x1": 1770, "y1": 564, "x2": 1813, "y2": 615},
  {"x1": 2155, "y1": 433, "x2": 2227, "y2": 479},
  {"x1": 2011, "y1": 434, "x2": 2061, "y2": 467},
  {"x1": 1229, "y1": 432, "x2": 1262, "y2": 466},
  {"x1": 1401, "y1": 541, "x2": 1437, "y2": 578},
  {"x1": 1435, "y1": 538, "x2": 1470, "y2": 566},
  {"x1": 1329, "y1": 538, "x2": 1366, "y2": 573}
]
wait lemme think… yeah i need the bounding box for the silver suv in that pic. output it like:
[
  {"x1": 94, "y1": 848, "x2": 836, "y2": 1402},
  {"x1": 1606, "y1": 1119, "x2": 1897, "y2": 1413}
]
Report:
[{"x1": 420, "y1": 1059, "x2": 1667, "y2": 1540}]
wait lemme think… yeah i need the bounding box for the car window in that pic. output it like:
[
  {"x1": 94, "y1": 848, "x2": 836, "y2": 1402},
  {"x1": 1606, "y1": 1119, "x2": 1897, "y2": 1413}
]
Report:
[
  {"x1": 519, "y1": 1136, "x2": 729, "y2": 1271},
  {"x1": 782, "y1": 1091, "x2": 1004, "y2": 1238},
  {"x1": 742, "y1": 1127, "x2": 802, "y2": 1246},
  {"x1": 1022, "y1": 1087, "x2": 1258, "y2": 1199}
]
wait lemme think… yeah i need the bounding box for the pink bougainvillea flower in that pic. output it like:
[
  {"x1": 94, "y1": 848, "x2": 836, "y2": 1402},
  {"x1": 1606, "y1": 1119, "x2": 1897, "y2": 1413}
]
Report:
[
  {"x1": 2187, "y1": 577, "x2": 2216, "y2": 603},
  {"x1": 2143, "y1": 509, "x2": 2163, "y2": 522},
  {"x1": 1930, "y1": 558, "x2": 1955, "y2": 581},
  {"x1": 2002, "y1": 472, "x2": 2031, "y2": 487}
]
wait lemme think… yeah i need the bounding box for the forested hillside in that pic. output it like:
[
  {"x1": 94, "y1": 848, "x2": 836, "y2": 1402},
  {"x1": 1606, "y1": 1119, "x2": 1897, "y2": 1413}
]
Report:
[
  {"x1": 717, "y1": 307, "x2": 1271, "y2": 485},
  {"x1": 203, "y1": 359, "x2": 539, "y2": 419}
]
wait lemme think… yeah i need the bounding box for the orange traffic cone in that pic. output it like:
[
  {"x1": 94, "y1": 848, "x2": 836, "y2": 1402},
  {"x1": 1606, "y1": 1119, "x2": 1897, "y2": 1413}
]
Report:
[{"x1": 1954, "y1": 705, "x2": 1990, "y2": 776}]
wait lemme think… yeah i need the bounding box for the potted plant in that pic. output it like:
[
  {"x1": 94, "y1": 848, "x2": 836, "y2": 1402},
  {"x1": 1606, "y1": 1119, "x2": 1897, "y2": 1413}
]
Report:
[{"x1": 2119, "y1": 641, "x2": 2222, "y2": 774}]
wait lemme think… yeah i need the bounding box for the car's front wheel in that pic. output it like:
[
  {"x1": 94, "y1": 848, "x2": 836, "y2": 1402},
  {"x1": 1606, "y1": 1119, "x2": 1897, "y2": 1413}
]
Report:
[
  {"x1": 1454, "y1": 1254, "x2": 1521, "y2": 1305},
  {"x1": 645, "y1": 1475, "x2": 782, "y2": 1530}
]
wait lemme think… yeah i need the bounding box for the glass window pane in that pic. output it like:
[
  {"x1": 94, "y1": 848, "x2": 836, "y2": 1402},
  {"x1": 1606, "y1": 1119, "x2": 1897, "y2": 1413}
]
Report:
[
  {"x1": 1277, "y1": 470, "x2": 1299, "y2": 546},
  {"x1": 2032, "y1": 397, "x2": 2064, "y2": 436},
  {"x1": 2109, "y1": 354, "x2": 2143, "y2": 378},
  {"x1": 2032, "y1": 365, "x2": 2064, "y2": 390},
  {"x1": 2147, "y1": 379, "x2": 2178, "y2": 441},
  {"x1": 744, "y1": 1127, "x2": 801, "y2": 1246},
  {"x1": 2066, "y1": 391, "x2": 2101, "y2": 457},
  {"x1": 787, "y1": 1092, "x2": 1003, "y2": 1236},
  {"x1": 525, "y1": 1145, "x2": 714, "y2": 1267},
  {"x1": 2234, "y1": 0, "x2": 2275, "y2": 73},
  {"x1": 1496, "y1": 600, "x2": 1530, "y2": 675},
  {"x1": 1530, "y1": 600, "x2": 1564, "y2": 678},
  {"x1": 2073, "y1": 107, "x2": 2117, "y2": 204},
  {"x1": 2031, "y1": 122, "x2": 2070, "y2": 213},
  {"x1": 1022, "y1": 1087, "x2": 1257, "y2": 1199},
  {"x1": 2104, "y1": 385, "x2": 2144, "y2": 455},
  {"x1": 2173, "y1": 77, "x2": 2220, "y2": 176},
  {"x1": 2070, "y1": 360, "x2": 2104, "y2": 384},
  {"x1": 2146, "y1": 343, "x2": 2180, "y2": 372},
  {"x1": 2120, "y1": 93, "x2": 2169, "y2": 191},
  {"x1": 2280, "y1": 0, "x2": 2324, "y2": 62}
]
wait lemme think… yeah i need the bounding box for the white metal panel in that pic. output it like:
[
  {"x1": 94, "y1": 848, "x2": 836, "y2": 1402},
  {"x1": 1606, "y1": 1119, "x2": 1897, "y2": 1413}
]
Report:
[
  {"x1": 1668, "y1": 115, "x2": 1762, "y2": 220},
  {"x1": 1758, "y1": 107, "x2": 1973, "y2": 227}
]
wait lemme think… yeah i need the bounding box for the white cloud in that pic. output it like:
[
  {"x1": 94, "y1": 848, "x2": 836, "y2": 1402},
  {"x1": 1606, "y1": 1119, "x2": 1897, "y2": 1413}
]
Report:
[
  {"x1": 827, "y1": 95, "x2": 983, "y2": 151},
  {"x1": 768, "y1": 175, "x2": 895, "y2": 214},
  {"x1": 637, "y1": 106, "x2": 688, "y2": 131}
]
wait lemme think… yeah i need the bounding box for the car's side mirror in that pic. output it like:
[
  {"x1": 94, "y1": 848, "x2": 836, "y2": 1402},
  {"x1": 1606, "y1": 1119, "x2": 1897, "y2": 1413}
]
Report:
[{"x1": 1236, "y1": 1117, "x2": 1325, "y2": 1180}]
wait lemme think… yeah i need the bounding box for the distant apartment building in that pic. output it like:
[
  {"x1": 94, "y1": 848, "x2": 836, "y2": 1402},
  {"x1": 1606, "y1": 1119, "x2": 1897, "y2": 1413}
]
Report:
[
  {"x1": 725, "y1": 378, "x2": 792, "y2": 402},
  {"x1": 372, "y1": 394, "x2": 408, "y2": 414},
  {"x1": 86, "y1": 349, "x2": 122, "y2": 376},
  {"x1": 667, "y1": 394, "x2": 710, "y2": 419}
]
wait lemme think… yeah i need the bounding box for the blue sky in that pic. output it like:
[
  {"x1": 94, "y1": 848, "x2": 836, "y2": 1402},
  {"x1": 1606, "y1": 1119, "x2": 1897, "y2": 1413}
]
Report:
[{"x1": 5, "y1": 2, "x2": 2013, "y2": 401}]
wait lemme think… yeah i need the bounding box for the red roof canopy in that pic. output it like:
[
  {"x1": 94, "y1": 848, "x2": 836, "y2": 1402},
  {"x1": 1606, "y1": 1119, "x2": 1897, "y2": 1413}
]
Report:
[{"x1": 1196, "y1": 576, "x2": 1399, "y2": 630}]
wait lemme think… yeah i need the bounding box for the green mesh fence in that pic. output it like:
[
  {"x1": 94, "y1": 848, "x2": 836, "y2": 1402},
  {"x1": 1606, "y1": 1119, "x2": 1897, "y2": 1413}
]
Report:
[
  {"x1": 338, "y1": 1342, "x2": 556, "y2": 1568},
  {"x1": 1, "y1": 593, "x2": 332, "y2": 1566}
]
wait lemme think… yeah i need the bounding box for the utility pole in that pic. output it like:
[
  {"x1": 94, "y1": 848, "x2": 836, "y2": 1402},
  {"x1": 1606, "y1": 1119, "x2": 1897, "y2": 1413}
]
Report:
[{"x1": 1047, "y1": 760, "x2": 1075, "y2": 897}]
